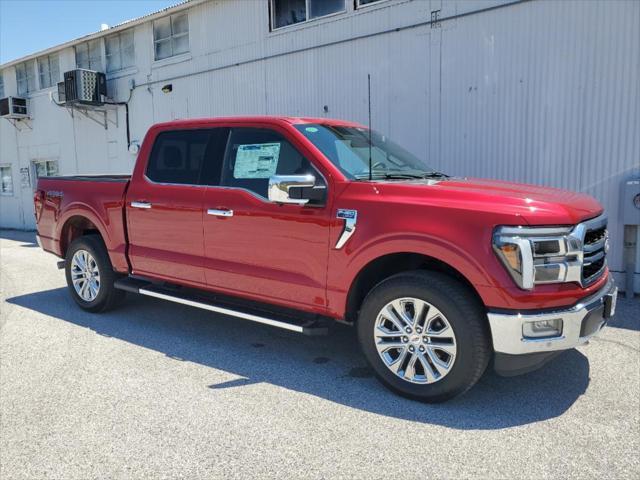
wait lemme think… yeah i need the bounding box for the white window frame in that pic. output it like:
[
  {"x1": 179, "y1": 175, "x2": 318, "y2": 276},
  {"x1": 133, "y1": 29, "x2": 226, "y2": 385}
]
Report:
[
  {"x1": 355, "y1": 0, "x2": 386, "y2": 9},
  {"x1": 153, "y1": 13, "x2": 190, "y2": 61},
  {"x1": 31, "y1": 159, "x2": 59, "y2": 188},
  {"x1": 75, "y1": 39, "x2": 104, "y2": 71},
  {"x1": 270, "y1": 0, "x2": 346, "y2": 31},
  {"x1": 105, "y1": 29, "x2": 135, "y2": 73},
  {"x1": 0, "y1": 164, "x2": 14, "y2": 196},
  {"x1": 16, "y1": 60, "x2": 37, "y2": 96},
  {"x1": 0, "y1": 72, "x2": 5, "y2": 98},
  {"x1": 37, "y1": 53, "x2": 60, "y2": 89}
]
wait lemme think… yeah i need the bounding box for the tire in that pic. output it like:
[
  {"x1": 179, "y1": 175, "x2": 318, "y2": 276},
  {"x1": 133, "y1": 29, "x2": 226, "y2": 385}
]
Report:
[
  {"x1": 357, "y1": 271, "x2": 491, "y2": 403},
  {"x1": 65, "y1": 235, "x2": 125, "y2": 313}
]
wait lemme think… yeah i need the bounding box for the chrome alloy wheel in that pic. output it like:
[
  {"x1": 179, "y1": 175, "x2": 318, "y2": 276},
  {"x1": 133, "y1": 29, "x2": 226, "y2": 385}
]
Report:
[
  {"x1": 374, "y1": 298, "x2": 457, "y2": 384},
  {"x1": 70, "y1": 249, "x2": 101, "y2": 302}
]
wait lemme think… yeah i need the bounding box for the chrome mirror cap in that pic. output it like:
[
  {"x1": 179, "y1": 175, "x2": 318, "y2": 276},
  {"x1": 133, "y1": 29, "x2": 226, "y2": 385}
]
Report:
[{"x1": 268, "y1": 174, "x2": 315, "y2": 205}]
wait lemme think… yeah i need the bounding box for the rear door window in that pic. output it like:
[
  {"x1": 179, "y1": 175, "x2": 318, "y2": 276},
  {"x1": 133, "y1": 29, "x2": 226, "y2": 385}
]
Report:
[
  {"x1": 146, "y1": 129, "x2": 213, "y2": 185},
  {"x1": 221, "y1": 128, "x2": 319, "y2": 198}
]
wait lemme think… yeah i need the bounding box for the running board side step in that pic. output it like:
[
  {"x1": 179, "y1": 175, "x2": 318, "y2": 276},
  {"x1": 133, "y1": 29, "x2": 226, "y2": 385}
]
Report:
[{"x1": 114, "y1": 277, "x2": 328, "y2": 336}]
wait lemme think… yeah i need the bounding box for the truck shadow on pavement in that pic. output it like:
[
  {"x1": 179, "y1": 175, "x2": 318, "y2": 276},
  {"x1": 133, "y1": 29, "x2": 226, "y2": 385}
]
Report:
[{"x1": 7, "y1": 287, "x2": 592, "y2": 430}]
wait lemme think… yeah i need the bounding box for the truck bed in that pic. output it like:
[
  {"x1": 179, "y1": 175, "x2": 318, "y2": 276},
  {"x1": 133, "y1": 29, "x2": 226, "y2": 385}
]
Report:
[
  {"x1": 40, "y1": 174, "x2": 131, "y2": 182},
  {"x1": 35, "y1": 175, "x2": 131, "y2": 272}
]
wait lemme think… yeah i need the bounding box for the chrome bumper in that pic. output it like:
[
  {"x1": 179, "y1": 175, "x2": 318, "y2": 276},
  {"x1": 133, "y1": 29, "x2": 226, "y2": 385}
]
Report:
[{"x1": 487, "y1": 276, "x2": 617, "y2": 355}]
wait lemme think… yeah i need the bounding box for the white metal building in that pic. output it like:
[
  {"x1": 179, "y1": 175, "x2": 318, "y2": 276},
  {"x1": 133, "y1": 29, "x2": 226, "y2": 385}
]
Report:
[{"x1": 0, "y1": 0, "x2": 638, "y2": 292}]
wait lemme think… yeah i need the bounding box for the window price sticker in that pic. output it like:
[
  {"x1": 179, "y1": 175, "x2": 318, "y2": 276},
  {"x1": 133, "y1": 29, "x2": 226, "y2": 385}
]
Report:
[{"x1": 234, "y1": 143, "x2": 281, "y2": 179}]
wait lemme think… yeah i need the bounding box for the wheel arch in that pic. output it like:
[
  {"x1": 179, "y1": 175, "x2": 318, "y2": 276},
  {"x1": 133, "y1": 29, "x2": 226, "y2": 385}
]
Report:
[
  {"x1": 59, "y1": 214, "x2": 104, "y2": 258},
  {"x1": 344, "y1": 252, "x2": 486, "y2": 323}
]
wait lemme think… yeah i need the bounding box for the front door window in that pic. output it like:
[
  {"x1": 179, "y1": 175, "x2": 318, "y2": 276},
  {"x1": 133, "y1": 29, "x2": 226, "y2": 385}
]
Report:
[{"x1": 219, "y1": 128, "x2": 322, "y2": 198}]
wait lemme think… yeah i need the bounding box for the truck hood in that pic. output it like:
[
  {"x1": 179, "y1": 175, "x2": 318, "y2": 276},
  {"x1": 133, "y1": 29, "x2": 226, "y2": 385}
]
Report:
[{"x1": 384, "y1": 177, "x2": 603, "y2": 225}]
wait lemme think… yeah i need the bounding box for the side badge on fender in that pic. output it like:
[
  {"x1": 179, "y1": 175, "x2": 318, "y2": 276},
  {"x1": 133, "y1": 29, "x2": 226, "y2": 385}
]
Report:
[{"x1": 335, "y1": 209, "x2": 358, "y2": 249}]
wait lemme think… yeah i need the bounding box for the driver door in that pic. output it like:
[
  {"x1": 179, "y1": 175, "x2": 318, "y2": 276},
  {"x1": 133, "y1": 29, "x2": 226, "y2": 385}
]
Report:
[{"x1": 202, "y1": 126, "x2": 331, "y2": 311}]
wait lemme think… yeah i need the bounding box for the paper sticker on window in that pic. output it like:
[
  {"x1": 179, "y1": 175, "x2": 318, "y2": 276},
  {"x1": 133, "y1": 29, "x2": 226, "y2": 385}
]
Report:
[{"x1": 233, "y1": 143, "x2": 281, "y2": 179}]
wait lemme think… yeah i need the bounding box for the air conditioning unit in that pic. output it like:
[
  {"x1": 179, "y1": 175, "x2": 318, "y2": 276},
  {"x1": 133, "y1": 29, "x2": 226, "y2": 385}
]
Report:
[
  {"x1": 0, "y1": 97, "x2": 29, "y2": 119},
  {"x1": 63, "y1": 69, "x2": 107, "y2": 106}
]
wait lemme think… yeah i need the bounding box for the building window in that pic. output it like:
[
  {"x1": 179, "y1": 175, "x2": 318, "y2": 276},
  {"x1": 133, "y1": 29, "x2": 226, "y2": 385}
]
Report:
[
  {"x1": 153, "y1": 13, "x2": 189, "y2": 61},
  {"x1": 271, "y1": 0, "x2": 345, "y2": 29},
  {"x1": 0, "y1": 72, "x2": 4, "y2": 98},
  {"x1": 16, "y1": 60, "x2": 37, "y2": 96},
  {"x1": 356, "y1": 0, "x2": 384, "y2": 7},
  {"x1": 37, "y1": 53, "x2": 60, "y2": 89},
  {"x1": 0, "y1": 165, "x2": 13, "y2": 195},
  {"x1": 105, "y1": 30, "x2": 135, "y2": 73},
  {"x1": 32, "y1": 160, "x2": 59, "y2": 184},
  {"x1": 75, "y1": 40, "x2": 104, "y2": 71}
]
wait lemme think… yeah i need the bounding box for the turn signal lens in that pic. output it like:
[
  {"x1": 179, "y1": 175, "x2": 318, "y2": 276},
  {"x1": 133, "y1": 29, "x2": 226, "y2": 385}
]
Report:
[{"x1": 498, "y1": 244, "x2": 521, "y2": 273}]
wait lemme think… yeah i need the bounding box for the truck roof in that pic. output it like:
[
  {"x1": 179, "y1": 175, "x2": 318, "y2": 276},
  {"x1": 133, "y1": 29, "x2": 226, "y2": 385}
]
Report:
[{"x1": 151, "y1": 115, "x2": 365, "y2": 129}]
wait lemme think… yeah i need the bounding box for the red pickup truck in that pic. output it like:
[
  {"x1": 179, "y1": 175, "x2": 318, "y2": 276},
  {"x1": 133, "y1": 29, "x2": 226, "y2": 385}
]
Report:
[{"x1": 34, "y1": 116, "x2": 617, "y2": 402}]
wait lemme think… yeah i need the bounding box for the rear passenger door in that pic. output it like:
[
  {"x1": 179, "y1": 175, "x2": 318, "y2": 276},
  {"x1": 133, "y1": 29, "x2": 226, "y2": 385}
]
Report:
[
  {"x1": 201, "y1": 127, "x2": 331, "y2": 311},
  {"x1": 126, "y1": 128, "x2": 223, "y2": 286}
]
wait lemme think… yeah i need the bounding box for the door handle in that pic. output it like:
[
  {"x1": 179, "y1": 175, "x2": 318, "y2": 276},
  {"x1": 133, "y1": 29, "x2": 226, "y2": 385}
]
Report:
[
  {"x1": 207, "y1": 208, "x2": 234, "y2": 217},
  {"x1": 131, "y1": 201, "x2": 152, "y2": 209}
]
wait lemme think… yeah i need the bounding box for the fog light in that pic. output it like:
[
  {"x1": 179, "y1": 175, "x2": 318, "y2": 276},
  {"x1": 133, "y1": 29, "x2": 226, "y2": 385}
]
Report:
[
  {"x1": 534, "y1": 264, "x2": 563, "y2": 282},
  {"x1": 523, "y1": 318, "x2": 563, "y2": 339}
]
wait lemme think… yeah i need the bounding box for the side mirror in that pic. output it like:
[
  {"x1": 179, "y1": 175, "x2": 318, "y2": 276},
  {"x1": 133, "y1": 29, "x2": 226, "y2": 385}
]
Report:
[{"x1": 268, "y1": 174, "x2": 322, "y2": 205}]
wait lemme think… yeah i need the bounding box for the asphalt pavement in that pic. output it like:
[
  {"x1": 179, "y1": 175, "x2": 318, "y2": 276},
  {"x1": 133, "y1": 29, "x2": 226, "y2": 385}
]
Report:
[{"x1": 1, "y1": 229, "x2": 638, "y2": 479}]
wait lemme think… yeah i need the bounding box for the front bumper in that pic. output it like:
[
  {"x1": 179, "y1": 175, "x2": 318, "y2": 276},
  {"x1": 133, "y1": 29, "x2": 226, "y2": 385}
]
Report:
[{"x1": 488, "y1": 276, "x2": 617, "y2": 359}]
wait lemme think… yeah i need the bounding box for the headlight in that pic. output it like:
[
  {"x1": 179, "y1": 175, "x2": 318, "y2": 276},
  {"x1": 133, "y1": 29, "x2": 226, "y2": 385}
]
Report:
[{"x1": 492, "y1": 225, "x2": 582, "y2": 290}]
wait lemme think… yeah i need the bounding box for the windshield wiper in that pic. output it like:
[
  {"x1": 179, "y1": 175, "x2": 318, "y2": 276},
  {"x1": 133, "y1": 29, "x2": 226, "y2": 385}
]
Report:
[
  {"x1": 354, "y1": 171, "x2": 449, "y2": 181},
  {"x1": 355, "y1": 172, "x2": 424, "y2": 180},
  {"x1": 355, "y1": 172, "x2": 415, "y2": 180},
  {"x1": 421, "y1": 171, "x2": 450, "y2": 179},
  {"x1": 381, "y1": 173, "x2": 425, "y2": 179}
]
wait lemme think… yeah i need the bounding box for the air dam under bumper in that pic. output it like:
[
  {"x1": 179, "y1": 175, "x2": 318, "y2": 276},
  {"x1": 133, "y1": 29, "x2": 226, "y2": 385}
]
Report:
[{"x1": 488, "y1": 276, "x2": 617, "y2": 376}]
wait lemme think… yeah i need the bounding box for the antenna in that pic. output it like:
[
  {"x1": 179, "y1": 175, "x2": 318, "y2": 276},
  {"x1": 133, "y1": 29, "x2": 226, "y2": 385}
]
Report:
[{"x1": 367, "y1": 73, "x2": 373, "y2": 181}]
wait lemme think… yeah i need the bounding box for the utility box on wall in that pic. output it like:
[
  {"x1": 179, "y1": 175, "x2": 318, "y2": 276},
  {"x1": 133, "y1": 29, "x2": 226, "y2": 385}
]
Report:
[
  {"x1": 621, "y1": 179, "x2": 640, "y2": 225},
  {"x1": 621, "y1": 178, "x2": 640, "y2": 297}
]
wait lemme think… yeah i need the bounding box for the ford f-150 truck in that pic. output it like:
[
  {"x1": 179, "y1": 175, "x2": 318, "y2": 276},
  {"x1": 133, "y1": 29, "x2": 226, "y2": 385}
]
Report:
[{"x1": 34, "y1": 116, "x2": 617, "y2": 402}]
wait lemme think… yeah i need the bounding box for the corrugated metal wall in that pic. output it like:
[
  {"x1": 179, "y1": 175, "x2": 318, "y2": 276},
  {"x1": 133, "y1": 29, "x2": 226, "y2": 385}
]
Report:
[
  {"x1": 436, "y1": 0, "x2": 640, "y2": 289},
  {"x1": 1, "y1": 0, "x2": 638, "y2": 290}
]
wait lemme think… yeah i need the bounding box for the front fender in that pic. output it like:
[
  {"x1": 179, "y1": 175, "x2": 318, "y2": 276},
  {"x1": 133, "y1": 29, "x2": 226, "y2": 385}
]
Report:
[
  {"x1": 346, "y1": 232, "x2": 491, "y2": 287},
  {"x1": 326, "y1": 231, "x2": 503, "y2": 318}
]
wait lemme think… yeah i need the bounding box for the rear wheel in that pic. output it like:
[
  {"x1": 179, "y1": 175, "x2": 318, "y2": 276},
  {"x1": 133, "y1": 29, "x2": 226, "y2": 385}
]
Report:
[
  {"x1": 357, "y1": 271, "x2": 491, "y2": 402},
  {"x1": 65, "y1": 235, "x2": 124, "y2": 312}
]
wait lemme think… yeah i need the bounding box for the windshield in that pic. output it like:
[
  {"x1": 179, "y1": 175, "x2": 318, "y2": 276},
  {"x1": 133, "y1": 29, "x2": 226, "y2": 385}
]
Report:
[{"x1": 295, "y1": 124, "x2": 441, "y2": 180}]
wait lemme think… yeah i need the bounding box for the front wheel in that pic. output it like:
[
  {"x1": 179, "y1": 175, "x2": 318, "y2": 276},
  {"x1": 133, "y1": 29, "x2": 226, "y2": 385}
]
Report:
[
  {"x1": 357, "y1": 271, "x2": 491, "y2": 403},
  {"x1": 65, "y1": 235, "x2": 124, "y2": 313}
]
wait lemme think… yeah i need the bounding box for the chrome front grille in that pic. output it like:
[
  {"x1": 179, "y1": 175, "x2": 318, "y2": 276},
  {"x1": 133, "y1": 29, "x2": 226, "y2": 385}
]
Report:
[{"x1": 580, "y1": 217, "x2": 608, "y2": 286}]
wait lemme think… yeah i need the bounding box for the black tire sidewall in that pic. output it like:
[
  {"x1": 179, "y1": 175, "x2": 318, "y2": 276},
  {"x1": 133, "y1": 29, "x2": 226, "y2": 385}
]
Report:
[
  {"x1": 65, "y1": 236, "x2": 116, "y2": 312},
  {"x1": 357, "y1": 272, "x2": 489, "y2": 402}
]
